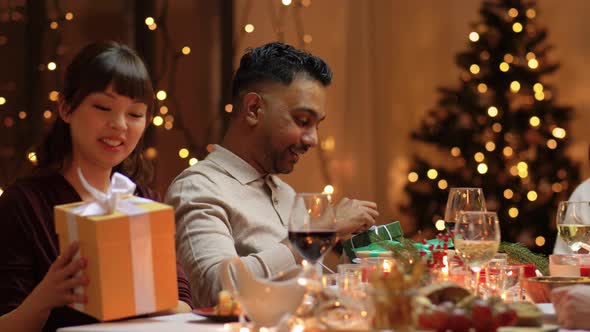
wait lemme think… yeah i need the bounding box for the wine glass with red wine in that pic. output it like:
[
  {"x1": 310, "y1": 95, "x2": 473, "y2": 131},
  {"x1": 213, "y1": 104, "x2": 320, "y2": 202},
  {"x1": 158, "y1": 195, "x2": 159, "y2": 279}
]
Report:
[{"x1": 288, "y1": 193, "x2": 338, "y2": 276}]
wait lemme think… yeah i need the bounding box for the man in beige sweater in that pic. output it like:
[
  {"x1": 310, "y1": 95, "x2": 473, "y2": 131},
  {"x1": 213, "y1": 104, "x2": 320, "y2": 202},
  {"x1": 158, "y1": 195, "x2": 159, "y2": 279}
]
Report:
[{"x1": 165, "y1": 42, "x2": 379, "y2": 308}]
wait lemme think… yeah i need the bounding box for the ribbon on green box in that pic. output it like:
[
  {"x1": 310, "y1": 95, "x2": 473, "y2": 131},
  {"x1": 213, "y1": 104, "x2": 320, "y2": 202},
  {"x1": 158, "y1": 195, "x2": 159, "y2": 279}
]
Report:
[
  {"x1": 342, "y1": 221, "x2": 454, "y2": 260},
  {"x1": 342, "y1": 221, "x2": 403, "y2": 260}
]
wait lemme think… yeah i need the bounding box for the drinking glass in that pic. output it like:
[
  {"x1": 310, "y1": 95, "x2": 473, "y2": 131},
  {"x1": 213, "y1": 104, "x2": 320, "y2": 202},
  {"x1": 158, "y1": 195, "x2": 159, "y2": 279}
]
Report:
[
  {"x1": 288, "y1": 193, "x2": 338, "y2": 278},
  {"x1": 454, "y1": 211, "x2": 501, "y2": 296},
  {"x1": 556, "y1": 201, "x2": 590, "y2": 253},
  {"x1": 444, "y1": 187, "x2": 487, "y2": 238}
]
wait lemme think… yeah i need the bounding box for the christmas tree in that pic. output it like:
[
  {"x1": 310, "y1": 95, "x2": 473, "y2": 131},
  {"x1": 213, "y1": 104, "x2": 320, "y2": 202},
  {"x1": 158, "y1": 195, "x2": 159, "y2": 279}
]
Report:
[{"x1": 402, "y1": 0, "x2": 580, "y2": 254}]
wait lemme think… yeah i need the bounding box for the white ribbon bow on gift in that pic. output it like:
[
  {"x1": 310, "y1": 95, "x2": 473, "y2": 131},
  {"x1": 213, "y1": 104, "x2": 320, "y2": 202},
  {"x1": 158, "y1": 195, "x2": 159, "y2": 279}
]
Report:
[{"x1": 71, "y1": 168, "x2": 152, "y2": 216}]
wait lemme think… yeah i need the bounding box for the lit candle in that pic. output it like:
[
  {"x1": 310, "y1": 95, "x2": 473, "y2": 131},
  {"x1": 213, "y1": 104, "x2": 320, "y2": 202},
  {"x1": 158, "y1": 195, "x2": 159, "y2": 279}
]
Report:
[{"x1": 441, "y1": 255, "x2": 449, "y2": 281}]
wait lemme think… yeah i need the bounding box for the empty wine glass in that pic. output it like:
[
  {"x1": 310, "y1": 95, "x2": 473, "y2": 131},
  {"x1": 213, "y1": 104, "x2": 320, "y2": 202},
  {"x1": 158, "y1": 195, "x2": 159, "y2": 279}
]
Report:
[
  {"x1": 454, "y1": 211, "x2": 500, "y2": 296},
  {"x1": 444, "y1": 187, "x2": 487, "y2": 238},
  {"x1": 556, "y1": 201, "x2": 590, "y2": 253}
]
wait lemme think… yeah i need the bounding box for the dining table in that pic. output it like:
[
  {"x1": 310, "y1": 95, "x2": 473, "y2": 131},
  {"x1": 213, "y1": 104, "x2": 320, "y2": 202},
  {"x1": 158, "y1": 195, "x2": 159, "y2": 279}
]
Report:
[
  {"x1": 56, "y1": 303, "x2": 568, "y2": 332},
  {"x1": 57, "y1": 312, "x2": 245, "y2": 332}
]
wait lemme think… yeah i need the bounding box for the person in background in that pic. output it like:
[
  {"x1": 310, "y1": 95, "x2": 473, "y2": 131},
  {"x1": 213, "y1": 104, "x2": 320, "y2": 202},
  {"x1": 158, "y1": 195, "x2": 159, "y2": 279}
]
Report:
[
  {"x1": 0, "y1": 41, "x2": 192, "y2": 332},
  {"x1": 554, "y1": 145, "x2": 590, "y2": 253},
  {"x1": 166, "y1": 41, "x2": 379, "y2": 307}
]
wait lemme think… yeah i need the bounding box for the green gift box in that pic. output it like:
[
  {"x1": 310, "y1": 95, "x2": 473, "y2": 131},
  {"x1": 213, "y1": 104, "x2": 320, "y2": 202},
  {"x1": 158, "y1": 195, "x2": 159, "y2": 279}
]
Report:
[{"x1": 342, "y1": 221, "x2": 403, "y2": 260}]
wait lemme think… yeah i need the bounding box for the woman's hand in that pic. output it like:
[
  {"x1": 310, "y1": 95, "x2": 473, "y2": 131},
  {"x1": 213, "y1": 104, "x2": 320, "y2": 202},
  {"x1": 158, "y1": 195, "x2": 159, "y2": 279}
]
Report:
[
  {"x1": 0, "y1": 241, "x2": 89, "y2": 332},
  {"x1": 552, "y1": 285, "x2": 590, "y2": 329},
  {"x1": 26, "y1": 241, "x2": 89, "y2": 315}
]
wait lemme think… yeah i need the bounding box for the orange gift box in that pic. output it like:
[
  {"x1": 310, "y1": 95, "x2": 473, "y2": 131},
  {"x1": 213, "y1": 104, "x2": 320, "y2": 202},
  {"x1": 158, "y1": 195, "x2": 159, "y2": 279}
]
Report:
[{"x1": 54, "y1": 197, "x2": 178, "y2": 321}]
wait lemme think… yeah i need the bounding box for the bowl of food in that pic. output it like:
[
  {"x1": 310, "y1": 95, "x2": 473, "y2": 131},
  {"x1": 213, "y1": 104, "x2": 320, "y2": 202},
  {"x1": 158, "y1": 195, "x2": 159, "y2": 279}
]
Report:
[{"x1": 521, "y1": 276, "x2": 590, "y2": 303}]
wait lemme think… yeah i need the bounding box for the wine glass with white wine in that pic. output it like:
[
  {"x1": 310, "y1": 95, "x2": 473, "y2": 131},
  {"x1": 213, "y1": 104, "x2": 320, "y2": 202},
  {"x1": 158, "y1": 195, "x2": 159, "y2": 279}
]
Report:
[
  {"x1": 556, "y1": 201, "x2": 590, "y2": 253},
  {"x1": 444, "y1": 187, "x2": 487, "y2": 238},
  {"x1": 454, "y1": 211, "x2": 501, "y2": 296}
]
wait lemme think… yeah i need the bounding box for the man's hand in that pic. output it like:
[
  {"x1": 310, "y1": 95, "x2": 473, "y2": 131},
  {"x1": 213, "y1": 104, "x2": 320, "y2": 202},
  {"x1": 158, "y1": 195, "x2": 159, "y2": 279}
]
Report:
[
  {"x1": 334, "y1": 198, "x2": 379, "y2": 237},
  {"x1": 552, "y1": 285, "x2": 590, "y2": 329}
]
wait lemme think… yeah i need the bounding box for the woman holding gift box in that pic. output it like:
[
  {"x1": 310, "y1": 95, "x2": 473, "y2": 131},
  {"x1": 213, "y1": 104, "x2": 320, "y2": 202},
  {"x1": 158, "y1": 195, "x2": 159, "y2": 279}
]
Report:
[{"x1": 0, "y1": 41, "x2": 192, "y2": 332}]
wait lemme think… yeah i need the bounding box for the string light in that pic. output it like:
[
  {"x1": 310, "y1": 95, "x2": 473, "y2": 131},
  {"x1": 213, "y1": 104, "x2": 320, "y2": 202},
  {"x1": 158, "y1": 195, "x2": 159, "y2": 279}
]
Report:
[
  {"x1": 159, "y1": 106, "x2": 169, "y2": 114},
  {"x1": 427, "y1": 169, "x2": 438, "y2": 180},
  {"x1": 148, "y1": 23, "x2": 157, "y2": 30},
  {"x1": 526, "y1": 52, "x2": 536, "y2": 60},
  {"x1": 0, "y1": 188, "x2": 3, "y2": 197},
  {"x1": 535, "y1": 236, "x2": 546, "y2": 247},
  {"x1": 43, "y1": 110, "x2": 52, "y2": 119},
  {"x1": 18, "y1": 111, "x2": 27, "y2": 119},
  {"x1": 533, "y1": 83, "x2": 543, "y2": 92},
  {"x1": 303, "y1": 34, "x2": 313, "y2": 44},
  {"x1": 164, "y1": 122, "x2": 173, "y2": 130},
  {"x1": 451, "y1": 147, "x2": 461, "y2": 157},
  {"x1": 156, "y1": 90, "x2": 167, "y2": 101},
  {"x1": 437, "y1": 179, "x2": 448, "y2": 190},
  {"x1": 547, "y1": 139, "x2": 557, "y2": 149},
  {"x1": 321, "y1": 136, "x2": 335, "y2": 151},
  {"x1": 510, "y1": 81, "x2": 521, "y2": 93},
  {"x1": 65, "y1": 12, "x2": 74, "y2": 21},
  {"x1": 504, "y1": 54, "x2": 514, "y2": 63},
  {"x1": 529, "y1": 116, "x2": 540, "y2": 127},
  {"x1": 323, "y1": 185, "x2": 334, "y2": 194},
  {"x1": 503, "y1": 189, "x2": 514, "y2": 199},
  {"x1": 508, "y1": 8, "x2": 519, "y2": 18},
  {"x1": 552, "y1": 127, "x2": 566, "y2": 139},
  {"x1": 244, "y1": 24, "x2": 255, "y2": 33},
  {"x1": 485, "y1": 142, "x2": 496, "y2": 151},
  {"x1": 189, "y1": 158, "x2": 199, "y2": 166},
  {"x1": 469, "y1": 64, "x2": 480, "y2": 74},
  {"x1": 408, "y1": 172, "x2": 419, "y2": 182},
  {"x1": 301, "y1": 0, "x2": 312, "y2": 7},
  {"x1": 145, "y1": 17, "x2": 155, "y2": 26},
  {"x1": 469, "y1": 32, "x2": 480, "y2": 42},
  {"x1": 224, "y1": 104, "x2": 233, "y2": 113},
  {"x1": 181, "y1": 46, "x2": 191, "y2": 55},
  {"x1": 282, "y1": 0, "x2": 292, "y2": 6},
  {"x1": 512, "y1": 22, "x2": 523, "y2": 33},
  {"x1": 27, "y1": 152, "x2": 37, "y2": 163},
  {"x1": 477, "y1": 83, "x2": 487, "y2": 93},
  {"x1": 526, "y1": 9, "x2": 536, "y2": 18},
  {"x1": 527, "y1": 190, "x2": 538, "y2": 201},
  {"x1": 48, "y1": 91, "x2": 59, "y2": 102},
  {"x1": 474, "y1": 152, "x2": 485, "y2": 162},
  {"x1": 47, "y1": 62, "x2": 57, "y2": 71},
  {"x1": 552, "y1": 182, "x2": 563, "y2": 192},
  {"x1": 503, "y1": 146, "x2": 513, "y2": 157},
  {"x1": 144, "y1": 147, "x2": 158, "y2": 160},
  {"x1": 477, "y1": 163, "x2": 488, "y2": 174},
  {"x1": 508, "y1": 207, "x2": 519, "y2": 218},
  {"x1": 534, "y1": 91, "x2": 545, "y2": 101},
  {"x1": 152, "y1": 116, "x2": 164, "y2": 126},
  {"x1": 480, "y1": 51, "x2": 490, "y2": 60},
  {"x1": 528, "y1": 59, "x2": 539, "y2": 69},
  {"x1": 487, "y1": 106, "x2": 498, "y2": 117},
  {"x1": 499, "y1": 62, "x2": 510, "y2": 72},
  {"x1": 178, "y1": 148, "x2": 189, "y2": 159},
  {"x1": 435, "y1": 220, "x2": 446, "y2": 231},
  {"x1": 492, "y1": 123, "x2": 502, "y2": 133},
  {"x1": 206, "y1": 144, "x2": 215, "y2": 153},
  {"x1": 0, "y1": 97, "x2": 5, "y2": 105},
  {"x1": 50, "y1": 21, "x2": 58, "y2": 29}
]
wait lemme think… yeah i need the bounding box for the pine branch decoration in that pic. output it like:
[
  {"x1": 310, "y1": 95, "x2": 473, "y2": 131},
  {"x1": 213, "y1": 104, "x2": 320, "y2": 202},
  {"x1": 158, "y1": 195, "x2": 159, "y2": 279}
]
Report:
[{"x1": 499, "y1": 242, "x2": 549, "y2": 276}]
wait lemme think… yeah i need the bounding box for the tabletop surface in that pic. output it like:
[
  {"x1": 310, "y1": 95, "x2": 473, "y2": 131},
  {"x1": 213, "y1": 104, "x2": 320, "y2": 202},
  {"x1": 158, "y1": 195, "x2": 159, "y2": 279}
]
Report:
[
  {"x1": 57, "y1": 313, "x2": 242, "y2": 332},
  {"x1": 58, "y1": 304, "x2": 561, "y2": 332}
]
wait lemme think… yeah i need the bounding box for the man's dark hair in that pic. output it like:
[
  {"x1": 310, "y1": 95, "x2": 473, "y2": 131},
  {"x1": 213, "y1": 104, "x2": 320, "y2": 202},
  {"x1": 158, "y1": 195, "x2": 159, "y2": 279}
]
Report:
[{"x1": 231, "y1": 42, "x2": 332, "y2": 99}]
